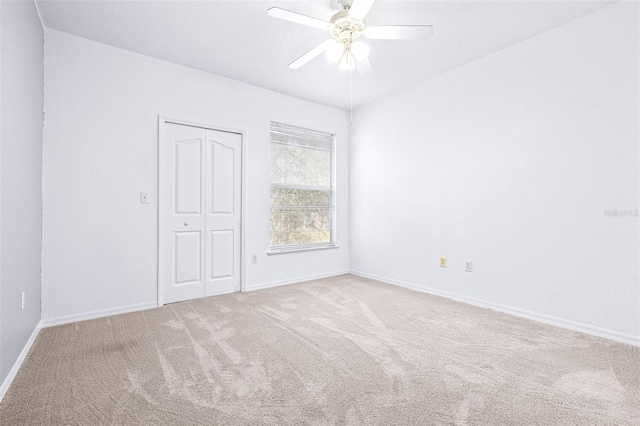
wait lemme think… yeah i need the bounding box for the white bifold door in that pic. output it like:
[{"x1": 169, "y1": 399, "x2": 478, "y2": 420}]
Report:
[{"x1": 164, "y1": 122, "x2": 242, "y2": 304}]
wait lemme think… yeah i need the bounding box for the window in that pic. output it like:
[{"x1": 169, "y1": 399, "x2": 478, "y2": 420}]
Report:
[{"x1": 269, "y1": 122, "x2": 336, "y2": 253}]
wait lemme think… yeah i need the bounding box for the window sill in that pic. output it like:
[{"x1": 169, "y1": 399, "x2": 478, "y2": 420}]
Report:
[{"x1": 267, "y1": 244, "x2": 340, "y2": 256}]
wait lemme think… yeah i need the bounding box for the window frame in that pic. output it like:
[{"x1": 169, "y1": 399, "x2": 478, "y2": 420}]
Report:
[{"x1": 268, "y1": 121, "x2": 338, "y2": 255}]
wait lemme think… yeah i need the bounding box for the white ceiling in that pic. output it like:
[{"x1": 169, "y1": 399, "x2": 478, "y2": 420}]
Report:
[{"x1": 36, "y1": 0, "x2": 614, "y2": 110}]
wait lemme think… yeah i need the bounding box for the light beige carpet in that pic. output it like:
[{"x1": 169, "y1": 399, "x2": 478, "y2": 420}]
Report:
[{"x1": 1, "y1": 274, "x2": 638, "y2": 425}]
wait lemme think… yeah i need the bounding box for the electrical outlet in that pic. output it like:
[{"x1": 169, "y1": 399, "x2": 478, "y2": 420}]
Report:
[
  {"x1": 439, "y1": 257, "x2": 446, "y2": 268},
  {"x1": 252, "y1": 254, "x2": 258, "y2": 264},
  {"x1": 465, "y1": 261, "x2": 473, "y2": 272},
  {"x1": 21, "y1": 291, "x2": 25, "y2": 311}
]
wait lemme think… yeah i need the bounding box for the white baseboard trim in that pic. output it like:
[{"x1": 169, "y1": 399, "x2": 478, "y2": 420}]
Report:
[
  {"x1": 350, "y1": 270, "x2": 640, "y2": 347},
  {"x1": 245, "y1": 270, "x2": 350, "y2": 292},
  {"x1": 40, "y1": 301, "x2": 157, "y2": 328},
  {"x1": 0, "y1": 320, "x2": 43, "y2": 403}
]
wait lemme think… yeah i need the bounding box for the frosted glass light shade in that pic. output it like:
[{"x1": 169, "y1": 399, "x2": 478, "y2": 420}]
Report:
[
  {"x1": 326, "y1": 41, "x2": 345, "y2": 63},
  {"x1": 351, "y1": 40, "x2": 370, "y2": 62}
]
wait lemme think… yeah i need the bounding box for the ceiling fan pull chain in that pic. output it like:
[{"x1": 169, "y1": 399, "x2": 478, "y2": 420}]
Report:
[{"x1": 350, "y1": 62, "x2": 353, "y2": 124}]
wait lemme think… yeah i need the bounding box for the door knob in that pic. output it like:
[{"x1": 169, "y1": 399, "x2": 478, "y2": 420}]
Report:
[{"x1": 184, "y1": 222, "x2": 189, "y2": 226}]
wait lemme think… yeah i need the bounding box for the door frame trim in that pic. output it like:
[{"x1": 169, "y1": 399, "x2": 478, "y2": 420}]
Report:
[{"x1": 157, "y1": 115, "x2": 246, "y2": 307}]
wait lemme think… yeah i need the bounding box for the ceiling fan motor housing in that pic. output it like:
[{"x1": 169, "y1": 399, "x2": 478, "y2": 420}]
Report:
[{"x1": 330, "y1": 9, "x2": 365, "y2": 47}]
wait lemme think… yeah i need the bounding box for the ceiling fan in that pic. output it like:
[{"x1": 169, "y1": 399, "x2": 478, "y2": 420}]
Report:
[{"x1": 267, "y1": 0, "x2": 433, "y2": 76}]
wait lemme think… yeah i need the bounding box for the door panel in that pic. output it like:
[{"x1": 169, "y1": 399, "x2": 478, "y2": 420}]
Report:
[
  {"x1": 210, "y1": 230, "x2": 234, "y2": 279},
  {"x1": 164, "y1": 123, "x2": 206, "y2": 304},
  {"x1": 164, "y1": 122, "x2": 242, "y2": 304},
  {"x1": 205, "y1": 129, "x2": 242, "y2": 297},
  {"x1": 211, "y1": 141, "x2": 235, "y2": 214},
  {"x1": 174, "y1": 231, "x2": 201, "y2": 284},
  {"x1": 175, "y1": 140, "x2": 202, "y2": 215}
]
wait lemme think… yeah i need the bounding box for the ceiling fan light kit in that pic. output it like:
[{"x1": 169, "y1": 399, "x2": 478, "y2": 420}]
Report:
[
  {"x1": 267, "y1": 0, "x2": 433, "y2": 76},
  {"x1": 351, "y1": 41, "x2": 369, "y2": 62},
  {"x1": 326, "y1": 40, "x2": 345, "y2": 63}
]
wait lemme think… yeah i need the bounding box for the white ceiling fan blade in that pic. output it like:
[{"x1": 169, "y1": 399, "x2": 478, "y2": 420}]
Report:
[
  {"x1": 289, "y1": 40, "x2": 334, "y2": 69},
  {"x1": 347, "y1": 0, "x2": 376, "y2": 21},
  {"x1": 364, "y1": 25, "x2": 433, "y2": 40},
  {"x1": 267, "y1": 7, "x2": 331, "y2": 31},
  {"x1": 355, "y1": 57, "x2": 373, "y2": 77}
]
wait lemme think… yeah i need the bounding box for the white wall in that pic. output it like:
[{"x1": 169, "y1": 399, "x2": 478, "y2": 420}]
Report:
[
  {"x1": 42, "y1": 30, "x2": 350, "y2": 321},
  {"x1": 350, "y1": 2, "x2": 639, "y2": 342},
  {"x1": 0, "y1": 1, "x2": 44, "y2": 381}
]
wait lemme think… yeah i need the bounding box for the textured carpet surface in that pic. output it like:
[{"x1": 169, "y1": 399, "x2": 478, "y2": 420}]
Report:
[{"x1": 1, "y1": 274, "x2": 638, "y2": 425}]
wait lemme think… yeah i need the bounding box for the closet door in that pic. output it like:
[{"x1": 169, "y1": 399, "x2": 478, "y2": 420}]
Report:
[
  {"x1": 164, "y1": 123, "x2": 206, "y2": 304},
  {"x1": 163, "y1": 122, "x2": 242, "y2": 304},
  {"x1": 205, "y1": 129, "x2": 242, "y2": 296}
]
